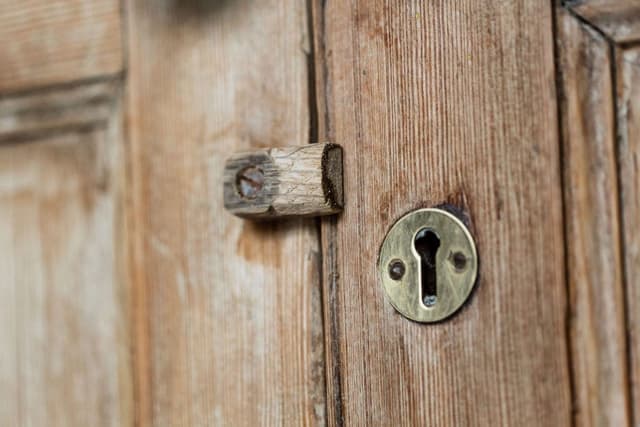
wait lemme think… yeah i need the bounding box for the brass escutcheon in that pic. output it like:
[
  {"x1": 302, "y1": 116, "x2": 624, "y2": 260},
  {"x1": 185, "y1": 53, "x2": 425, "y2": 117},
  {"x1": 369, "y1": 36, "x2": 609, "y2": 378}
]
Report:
[{"x1": 378, "y1": 208, "x2": 478, "y2": 323}]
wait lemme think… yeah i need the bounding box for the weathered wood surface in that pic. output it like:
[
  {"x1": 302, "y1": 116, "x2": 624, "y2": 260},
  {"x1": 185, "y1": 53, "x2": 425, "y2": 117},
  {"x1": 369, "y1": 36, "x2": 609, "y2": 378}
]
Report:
[
  {"x1": 313, "y1": 0, "x2": 571, "y2": 425},
  {"x1": 0, "y1": 0, "x2": 123, "y2": 93},
  {"x1": 223, "y1": 143, "x2": 343, "y2": 219},
  {"x1": 617, "y1": 46, "x2": 640, "y2": 427},
  {"x1": 125, "y1": 0, "x2": 326, "y2": 425},
  {"x1": 557, "y1": 9, "x2": 630, "y2": 426},
  {"x1": 566, "y1": 0, "x2": 640, "y2": 43},
  {"x1": 0, "y1": 85, "x2": 131, "y2": 426},
  {"x1": 0, "y1": 79, "x2": 119, "y2": 143}
]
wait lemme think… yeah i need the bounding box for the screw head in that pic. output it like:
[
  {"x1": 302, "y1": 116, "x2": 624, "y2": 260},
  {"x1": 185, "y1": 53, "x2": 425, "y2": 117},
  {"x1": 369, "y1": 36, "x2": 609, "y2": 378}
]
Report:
[
  {"x1": 388, "y1": 259, "x2": 406, "y2": 280},
  {"x1": 451, "y1": 251, "x2": 467, "y2": 270},
  {"x1": 235, "y1": 166, "x2": 264, "y2": 199}
]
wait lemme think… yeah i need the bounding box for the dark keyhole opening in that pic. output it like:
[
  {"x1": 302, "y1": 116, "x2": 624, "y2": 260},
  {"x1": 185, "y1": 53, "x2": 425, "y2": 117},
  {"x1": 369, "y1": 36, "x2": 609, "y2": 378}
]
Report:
[{"x1": 414, "y1": 229, "x2": 440, "y2": 307}]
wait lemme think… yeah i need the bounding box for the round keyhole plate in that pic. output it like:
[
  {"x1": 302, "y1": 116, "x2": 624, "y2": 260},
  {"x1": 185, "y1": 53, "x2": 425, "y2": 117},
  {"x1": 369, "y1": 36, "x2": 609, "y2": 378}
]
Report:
[{"x1": 378, "y1": 208, "x2": 478, "y2": 323}]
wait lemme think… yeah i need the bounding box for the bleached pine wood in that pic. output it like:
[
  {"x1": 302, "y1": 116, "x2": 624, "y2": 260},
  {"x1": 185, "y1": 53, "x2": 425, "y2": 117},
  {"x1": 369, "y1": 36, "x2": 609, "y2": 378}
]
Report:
[
  {"x1": 0, "y1": 79, "x2": 119, "y2": 143},
  {"x1": 0, "y1": 0, "x2": 123, "y2": 93},
  {"x1": 312, "y1": 0, "x2": 571, "y2": 424},
  {"x1": 223, "y1": 143, "x2": 343, "y2": 219},
  {"x1": 0, "y1": 85, "x2": 132, "y2": 426},
  {"x1": 617, "y1": 46, "x2": 640, "y2": 427},
  {"x1": 557, "y1": 9, "x2": 630, "y2": 426},
  {"x1": 566, "y1": 0, "x2": 640, "y2": 43},
  {"x1": 125, "y1": 0, "x2": 326, "y2": 425}
]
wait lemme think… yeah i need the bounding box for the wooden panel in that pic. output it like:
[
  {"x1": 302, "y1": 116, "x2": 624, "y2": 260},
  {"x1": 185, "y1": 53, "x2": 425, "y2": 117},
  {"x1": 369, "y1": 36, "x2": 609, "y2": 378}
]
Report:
[
  {"x1": 313, "y1": 1, "x2": 571, "y2": 424},
  {"x1": 557, "y1": 9, "x2": 630, "y2": 426},
  {"x1": 0, "y1": 79, "x2": 119, "y2": 143},
  {"x1": 566, "y1": 0, "x2": 640, "y2": 43},
  {"x1": 0, "y1": 87, "x2": 131, "y2": 426},
  {"x1": 125, "y1": 1, "x2": 325, "y2": 425},
  {"x1": 0, "y1": 0, "x2": 122, "y2": 93},
  {"x1": 617, "y1": 46, "x2": 640, "y2": 427}
]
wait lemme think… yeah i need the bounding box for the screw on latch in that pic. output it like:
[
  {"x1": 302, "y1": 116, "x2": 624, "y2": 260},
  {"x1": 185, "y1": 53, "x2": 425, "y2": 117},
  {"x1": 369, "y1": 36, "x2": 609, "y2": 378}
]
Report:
[{"x1": 235, "y1": 166, "x2": 264, "y2": 199}]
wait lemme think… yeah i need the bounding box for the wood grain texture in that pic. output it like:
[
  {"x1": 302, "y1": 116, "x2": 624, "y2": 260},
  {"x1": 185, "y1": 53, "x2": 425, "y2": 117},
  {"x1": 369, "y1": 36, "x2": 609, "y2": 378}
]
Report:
[
  {"x1": 0, "y1": 86, "x2": 132, "y2": 426},
  {"x1": 557, "y1": 9, "x2": 630, "y2": 426},
  {"x1": 125, "y1": 0, "x2": 326, "y2": 425},
  {"x1": 0, "y1": 79, "x2": 119, "y2": 143},
  {"x1": 223, "y1": 143, "x2": 343, "y2": 219},
  {"x1": 0, "y1": 0, "x2": 123, "y2": 93},
  {"x1": 566, "y1": 0, "x2": 640, "y2": 43},
  {"x1": 312, "y1": 1, "x2": 571, "y2": 424},
  {"x1": 617, "y1": 46, "x2": 640, "y2": 427}
]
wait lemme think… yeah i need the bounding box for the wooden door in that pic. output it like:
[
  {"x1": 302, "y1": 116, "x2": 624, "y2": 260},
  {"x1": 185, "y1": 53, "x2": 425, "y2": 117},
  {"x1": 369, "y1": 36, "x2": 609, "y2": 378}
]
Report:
[{"x1": 1, "y1": 0, "x2": 638, "y2": 426}]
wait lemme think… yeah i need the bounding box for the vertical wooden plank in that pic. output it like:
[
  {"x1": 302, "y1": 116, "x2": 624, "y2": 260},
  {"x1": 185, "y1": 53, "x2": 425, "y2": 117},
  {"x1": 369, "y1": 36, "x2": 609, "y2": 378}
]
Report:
[
  {"x1": 313, "y1": 0, "x2": 571, "y2": 424},
  {"x1": 0, "y1": 0, "x2": 123, "y2": 92},
  {"x1": 0, "y1": 186, "x2": 17, "y2": 425},
  {"x1": 557, "y1": 9, "x2": 630, "y2": 426},
  {"x1": 125, "y1": 1, "x2": 325, "y2": 425},
  {"x1": 617, "y1": 46, "x2": 640, "y2": 427},
  {"x1": 0, "y1": 86, "x2": 132, "y2": 426}
]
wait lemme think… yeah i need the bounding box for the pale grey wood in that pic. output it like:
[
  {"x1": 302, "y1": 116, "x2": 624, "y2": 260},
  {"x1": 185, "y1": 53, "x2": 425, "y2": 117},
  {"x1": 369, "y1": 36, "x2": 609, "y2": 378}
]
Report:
[
  {"x1": 223, "y1": 143, "x2": 343, "y2": 219},
  {"x1": 0, "y1": 79, "x2": 119, "y2": 143}
]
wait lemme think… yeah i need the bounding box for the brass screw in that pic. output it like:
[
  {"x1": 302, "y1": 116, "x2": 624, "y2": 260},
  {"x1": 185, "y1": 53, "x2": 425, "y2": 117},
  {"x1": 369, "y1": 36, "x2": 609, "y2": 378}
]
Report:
[
  {"x1": 236, "y1": 166, "x2": 264, "y2": 199},
  {"x1": 451, "y1": 252, "x2": 467, "y2": 270},
  {"x1": 388, "y1": 259, "x2": 406, "y2": 280}
]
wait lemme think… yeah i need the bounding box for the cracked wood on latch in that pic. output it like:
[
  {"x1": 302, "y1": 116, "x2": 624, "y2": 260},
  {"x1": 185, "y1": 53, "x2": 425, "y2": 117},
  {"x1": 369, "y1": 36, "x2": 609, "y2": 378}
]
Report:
[{"x1": 223, "y1": 143, "x2": 343, "y2": 219}]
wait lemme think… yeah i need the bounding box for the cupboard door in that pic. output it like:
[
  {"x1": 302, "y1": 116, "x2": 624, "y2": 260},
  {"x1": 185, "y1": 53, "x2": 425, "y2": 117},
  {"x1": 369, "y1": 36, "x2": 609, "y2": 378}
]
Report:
[
  {"x1": 312, "y1": 1, "x2": 571, "y2": 424},
  {"x1": 125, "y1": 1, "x2": 326, "y2": 425},
  {"x1": 0, "y1": 82, "x2": 131, "y2": 427},
  {"x1": 2, "y1": 0, "x2": 640, "y2": 425},
  {"x1": 559, "y1": 1, "x2": 640, "y2": 425},
  {"x1": 0, "y1": 2, "x2": 129, "y2": 425}
]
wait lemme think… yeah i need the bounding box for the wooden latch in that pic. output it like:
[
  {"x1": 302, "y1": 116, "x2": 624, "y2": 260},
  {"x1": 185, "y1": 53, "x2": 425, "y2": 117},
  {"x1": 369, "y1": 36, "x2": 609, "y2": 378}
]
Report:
[{"x1": 223, "y1": 143, "x2": 343, "y2": 219}]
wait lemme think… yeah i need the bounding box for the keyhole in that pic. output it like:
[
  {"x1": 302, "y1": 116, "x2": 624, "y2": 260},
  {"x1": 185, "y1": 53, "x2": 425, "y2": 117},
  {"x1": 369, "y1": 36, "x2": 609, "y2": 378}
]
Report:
[{"x1": 414, "y1": 228, "x2": 440, "y2": 307}]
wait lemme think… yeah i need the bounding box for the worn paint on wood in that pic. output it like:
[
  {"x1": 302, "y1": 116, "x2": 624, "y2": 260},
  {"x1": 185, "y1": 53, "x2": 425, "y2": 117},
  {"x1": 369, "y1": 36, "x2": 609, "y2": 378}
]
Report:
[
  {"x1": 0, "y1": 85, "x2": 131, "y2": 426},
  {"x1": 125, "y1": 0, "x2": 326, "y2": 425},
  {"x1": 0, "y1": 0, "x2": 123, "y2": 93},
  {"x1": 557, "y1": 8, "x2": 630, "y2": 426},
  {"x1": 617, "y1": 46, "x2": 640, "y2": 427},
  {"x1": 312, "y1": 0, "x2": 571, "y2": 425}
]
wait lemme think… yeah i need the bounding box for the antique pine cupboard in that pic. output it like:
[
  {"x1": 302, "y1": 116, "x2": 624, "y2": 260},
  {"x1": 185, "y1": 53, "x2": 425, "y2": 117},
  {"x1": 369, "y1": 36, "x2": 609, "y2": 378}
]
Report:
[{"x1": 1, "y1": 0, "x2": 639, "y2": 426}]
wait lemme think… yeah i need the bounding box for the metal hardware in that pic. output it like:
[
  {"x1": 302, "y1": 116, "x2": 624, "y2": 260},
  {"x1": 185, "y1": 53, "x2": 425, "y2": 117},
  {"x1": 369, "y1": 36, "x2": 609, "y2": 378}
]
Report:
[{"x1": 378, "y1": 208, "x2": 478, "y2": 323}]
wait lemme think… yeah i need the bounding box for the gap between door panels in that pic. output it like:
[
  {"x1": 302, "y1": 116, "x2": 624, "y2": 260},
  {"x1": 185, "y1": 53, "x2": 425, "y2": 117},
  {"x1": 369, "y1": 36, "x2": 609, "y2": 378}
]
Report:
[{"x1": 306, "y1": 0, "x2": 345, "y2": 425}]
